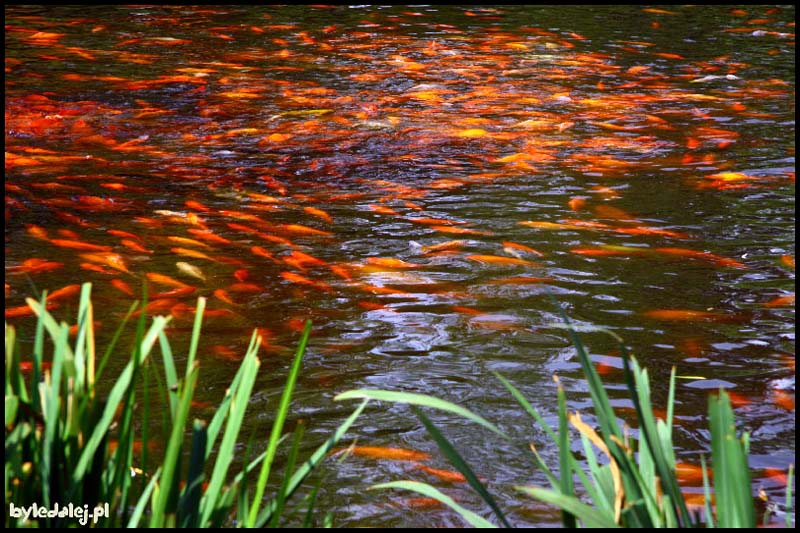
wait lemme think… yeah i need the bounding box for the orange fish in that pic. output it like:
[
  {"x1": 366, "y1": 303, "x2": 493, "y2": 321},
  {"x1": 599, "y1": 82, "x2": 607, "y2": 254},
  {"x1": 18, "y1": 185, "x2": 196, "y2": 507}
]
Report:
[
  {"x1": 45, "y1": 284, "x2": 81, "y2": 303},
  {"x1": 501, "y1": 241, "x2": 544, "y2": 256},
  {"x1": 303, "y1": 206, "x2": 333, "y2": 223},
  {"x1": 170, "y1": 247, "x2": 215, "y2": 262},
  {"x1": 333, "y1": 446, "x2": 431, "y2": 462},
  {"x1": 413, "y1": 464, "x2": 467, "y2": 483},
  {"x1": 280, "y1": 224, "x2": 333, "y2": 237},
  {"x1": 280, "y1": 271, "x2": 333, "y2": 293},
  {"x1": 151, "y1": 286, "x2": 196, "y2": 299},
  {"x1": 771, "y1": 390, "x2": 794, "y2": 411},
  {"x1": 120, "y1": 239, "x2": 152, "y2": 254},
  {"x1": 167, "y1": 236, "x2": 211, "y2": 249},
  {"x1": 6, "y1": 301, "x2": 59, "y2": 319},
  {"x1": 430, "y1": 225, "x2": 493, "y2": 236},
  {"x1": 213, "y1": 289, "x2": 237, "y2": 306},
  {"x1": 187, "y1": 229, "x2": 233, "y2": 245},
  {"x1": 79, "y1": 253, "x2": 131, "y2": 274},
  {"x1": 284, "y1": 250, "x2": 327, "y2": 270},
  {"x1": 25, "y1": 224, "x2": 49, "y2": 240},
  {"x1": 764, "y1": 294, "x2": 795, "y2": 307},
  {"x1": 653, "y1": 248, "x2": 746, "y2": 269},
  {"x1": 146, "y1": 272, "x2": 190, "y2": 288},
  {"x1": 8, "y1": 258, "x2": 64, "y2": 275},
  {"x1": 675, "y1": 463, "x2": 709, "y2": 485},
  {"x1": 365, "y1": 257, "x2": 421, "y2": 269},
  {"x1": 568, "y1": 197, "x2": 587, "y2": 211},
  {"x1": 368, "y1": 204, "x2": 401, "y2": 216},
  {"x1": 49, "y1": 239, "x2": 112, "y2": 252},
  {"x1": 110, "y1": 278, "x2": 136, "y2": 297},
  {"x1": 643, "y1": 309, "x2": 728, "y2": 322},
  {"x1": 466, "y1": 255, "x2": 539, "y2": 267},
  {"x1": 251, "y1": 246, "x2": 279, "y2": 262}
]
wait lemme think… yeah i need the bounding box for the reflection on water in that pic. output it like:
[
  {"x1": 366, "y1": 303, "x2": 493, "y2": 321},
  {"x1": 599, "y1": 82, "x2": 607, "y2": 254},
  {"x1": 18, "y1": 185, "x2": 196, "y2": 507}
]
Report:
[{"x1": 5, "y1": 5, "x2": 794, "y2": 527}]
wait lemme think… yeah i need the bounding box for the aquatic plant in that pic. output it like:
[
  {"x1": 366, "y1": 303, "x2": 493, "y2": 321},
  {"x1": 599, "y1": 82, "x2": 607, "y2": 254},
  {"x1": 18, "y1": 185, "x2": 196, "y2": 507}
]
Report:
[
  {"x1": 5, "y1": 282, "x2": 367, "y2": 528},
  {"x1": 336, "y1": 309, "x2": 795, "y2": 528}
]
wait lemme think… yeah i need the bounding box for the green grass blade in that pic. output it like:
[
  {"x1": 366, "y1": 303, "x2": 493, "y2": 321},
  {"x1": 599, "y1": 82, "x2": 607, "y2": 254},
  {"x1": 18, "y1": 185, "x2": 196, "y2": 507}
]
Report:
[
  {"x1": 516, "y1": 486, "x2": 620, "y2": 529},
  {"x1": 302, "y1": 474, "x2": 326, "y2": 528},
  {"x1": 128, "y1": 468, "x2": 161, "y2": 528},
  {"x1": 269, "y1": 421, "x2": 305, "y2": 527},
  {"x1": 246, "y1": 321, "x2": 311, "y2": 528},
  {"x1": 204, "y1": 329, "x2": 261, "y2": 458},
  {"x1": 254, "y1": 399, "x2": 369, "y2": 527},
  {"x1": 555, "y1": 379, "x2": 576, "y2": 528},
  {"x1": 200, "y1": 352, "x2": 261, "y2": 527},
  {"x1": 150, "y1": 361, "x2": 199, "y2": 527},
  {"x1": 185, "y1": 296, "x2": 206, "y2": 379},
  {"x1": 412, "y1": 406, "x2": 511, "y2": 528},
  {"x1": 493, "y1": 371, "x2": 557, "y2": 443},
  {"x1": 700, "y1": 454, "x2": 715, "y2": 528},
  {"x1": 709, "y1": 389, "x2": 755, "y2": 528},
  {"x1": 335, "y1": 389, "x2": 507, "y2": 439},
  {"x1": 371, "y1": 480, "x2": 497, "y2": 528},
  {"x1": 70, "y1": 316, "x2": 169, "y2": 490},
  {"x1": 157, "y1": 330, "x2": 179, "y2": 420},
  {"x1": 178, "y1": 419, "x2": 208, "y2": 528}
]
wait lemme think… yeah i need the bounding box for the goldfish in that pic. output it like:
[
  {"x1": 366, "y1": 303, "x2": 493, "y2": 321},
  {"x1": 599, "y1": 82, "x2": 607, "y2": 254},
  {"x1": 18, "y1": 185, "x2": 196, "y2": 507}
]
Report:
[
  {"x1": 146, "y1": 272, "x2": 189, "y2": 288},
  {"x1": 170, "y1": 247, "x2": 216, "y2": 262},
  {"x1": 280, "y1": 224, "x2": 333, "y2": 237},
  {"x1": 176, "y1": 261, "x2": 206, "y2": 281},
  {"x1": 365, "y1": 257, "x2": 421, "y2": 269},
  {"x1": 332, "y1": 446, "x2": 431, "y2": 462},
  {"x1": 413, "y1": 464, "x2": 467, "y2": 483},
  {"x1": 45, "y1": 284, "x2": 81, "y2": 303},
  {"x1": 79, "y1": 253, "x2": 131, "y2": 274},
  {"x1": 8, "y1": 258, "x2": 64, "y2": 275},
  {"x1": 466, "y1": 255, "x2": 539, "y2": 267},
  {"x1": 643, "y1": 309, "x2": 728, "y2": 322},
  {"x1": 284, "y1": 250, "x2": 327, "y2": 270},
  {"x1": 167, "y1": 236, "x2": 212, "y2": 249},
  {"x1": 501, "y1": 241, "x2": 544, "y2": 257},
  {"x1": 213, "y1": 289, "x2": 237, "y2": 306},
  {"x1": 6, "y1": 301, "x2": 59, "y2": 319},
  {"x1": 429, "y1": 225, "x2": 493, "y2": 236},
  {"x1": 186, "y1": 229, "x2": 233, "y2": 245},
  {"x1": 303, "y1": 206, "x2": 334, "y2": 223},
  {"x1": 280, "y1": 271, "x2": 333, "y2": 293},
  {"x1": 110, "y1": 278, "x2": 136, "y2": 297},
  {"x1": 764, "y1": 295, "x2": 795, "y2": 308},
  {"x1": 49, "y1": 238, "x2": 112, "y2": 252}
]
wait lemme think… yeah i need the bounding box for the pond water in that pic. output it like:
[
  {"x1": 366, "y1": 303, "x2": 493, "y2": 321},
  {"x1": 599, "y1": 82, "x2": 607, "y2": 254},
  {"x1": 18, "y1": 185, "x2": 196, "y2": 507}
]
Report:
[{"x1": 5, "y1": 5, "x2": 795, "y2": 527}]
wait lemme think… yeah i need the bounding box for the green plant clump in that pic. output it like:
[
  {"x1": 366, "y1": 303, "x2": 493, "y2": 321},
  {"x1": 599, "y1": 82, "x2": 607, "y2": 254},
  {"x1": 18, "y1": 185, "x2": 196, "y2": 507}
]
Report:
[{"x1": 5, "y1": 282, "x2": 367, "y2": 528}]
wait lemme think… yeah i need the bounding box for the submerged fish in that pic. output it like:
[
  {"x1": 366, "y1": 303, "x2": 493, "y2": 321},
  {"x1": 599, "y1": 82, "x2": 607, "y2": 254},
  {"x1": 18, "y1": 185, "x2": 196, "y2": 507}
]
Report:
[{"x1": 176, "y1": 261, "x2": 206, "y2": 281}]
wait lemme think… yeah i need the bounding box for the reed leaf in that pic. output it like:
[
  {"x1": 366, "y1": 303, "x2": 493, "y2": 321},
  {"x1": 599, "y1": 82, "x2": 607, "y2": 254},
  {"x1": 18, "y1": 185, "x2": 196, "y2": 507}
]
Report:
[
  {"x1": 335, "y1": 389, "x2": 506, "y2": 439},
  {"x1": 517, "y1": 486, "x2": 620, "y2": 528},
  {"x1": 412, "y1": 406, "x2": 511, "y2": 528},
  {"x1": 371, "y1": 480, "x2": 497, "y2": 528},
  {"x1": 246, "y1": 320, "x2": 310, "y2": 527}
]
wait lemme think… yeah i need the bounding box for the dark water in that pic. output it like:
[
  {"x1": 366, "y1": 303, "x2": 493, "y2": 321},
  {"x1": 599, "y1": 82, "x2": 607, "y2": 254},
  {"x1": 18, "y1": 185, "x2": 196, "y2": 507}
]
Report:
[{"x1": 5, "y1": 5, "x2": 795, "y2": 527}]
